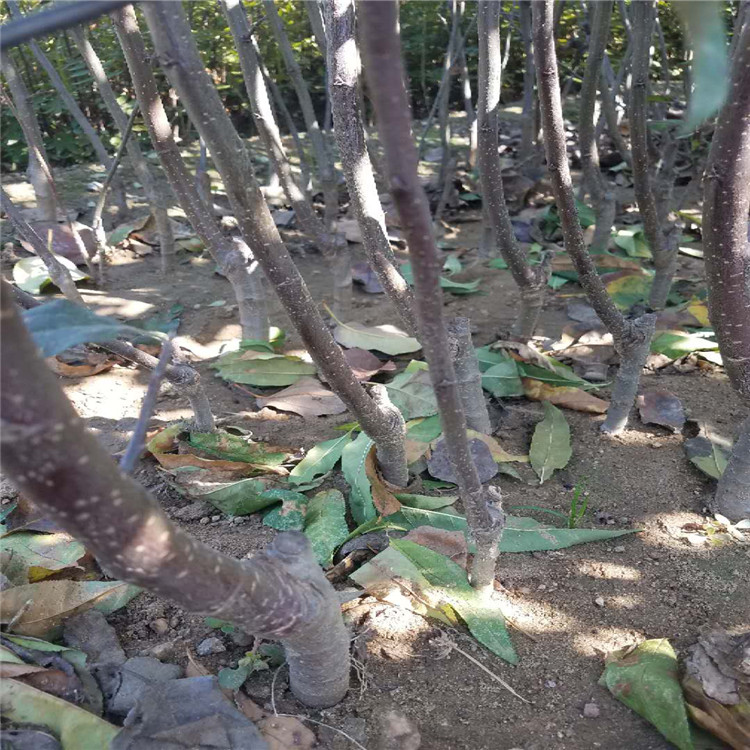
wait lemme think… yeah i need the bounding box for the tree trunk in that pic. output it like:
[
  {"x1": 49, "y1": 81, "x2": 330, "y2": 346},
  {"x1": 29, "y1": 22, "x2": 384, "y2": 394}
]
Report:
[
  {"x1": 458, "y1": 45, "x2": 477, "y2": 168},
  {"x1": 532, "y1": 0, "x2": 656, "y2": 436},
  {"x1": 518, "y1": 0, "x2": 538, "y2": 165},
  {"x1": 629, "y1": 0, "x2": 677, "y2": 310},
  {"x1": 447, "y1": 317, "x2": 491, "y2": 434},
  {"x1": 138, "y1": 2, "x2": 407, "y2": 487},
  {"x1": 578, "y1": 1, "x2": 617, "y2": 254},
  {"x1": 7, "y1": 1, "x2": 129, "y2": 218},
  {"x1": 436, "y1": 1, "x2": 461, "y2": 196},
  {"x1": 111, "y1": 6, "x2": 268, "y2": 342},
  {"x1": 324, "y1": 0, "x2": 418, "y2": 336},
  {"x1": 360, "y1": 0, "x2": 504, "y2": 591},
  {"x1": 1, "y1": 51, "x2": 58, "y2": 222},
  {"x1": 702, "y1": 17, "x2": 750, "y2": 520},
  {"x1": 477, "y1": 0, "x2": 547, "y2": 341},
  {"x1": 0, "y1": 285, "x2": 348, "y2": 707}
]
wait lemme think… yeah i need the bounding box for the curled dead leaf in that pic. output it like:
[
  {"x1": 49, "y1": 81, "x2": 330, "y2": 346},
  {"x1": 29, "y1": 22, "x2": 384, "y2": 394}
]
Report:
[
  {"x1": 365, "y1": 446, "x2": 403, "y2": 517},
  {"x1": 522, "y1": 378, "x2": 610, "y2": 414}
]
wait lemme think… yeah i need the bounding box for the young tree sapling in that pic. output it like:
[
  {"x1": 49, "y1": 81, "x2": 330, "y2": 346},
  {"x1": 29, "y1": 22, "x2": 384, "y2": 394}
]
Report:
[
  {"x1": 0, "y1": 285, "x2": 349, "y2": 708},
  {"x1": 139, "y1": 2, "x2": 408, "y2": 487},
  {"x1": 324, "y1": 0, "x2": 418, "y2": 336},
  {"x1": 532, "y1": 0, "x2": 656, "y2": 435},
  {"x1": 477, "y1": 0, "x2": 548, "y2": 341},
  {"x1": 702, "y1": 16, "x2": 750, "y2": 521},
  {"x1": 360, "y1": 0, "x2": 504, "y2": 589}
]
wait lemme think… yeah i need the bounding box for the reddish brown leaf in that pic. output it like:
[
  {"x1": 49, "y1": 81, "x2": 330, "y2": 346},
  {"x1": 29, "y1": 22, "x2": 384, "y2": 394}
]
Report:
[
  {"x1": 522, "y1": 379, "x2": 610, "y2": 414},
  {"x1": 404, "y1": 527, "x2": 468, "y2": 568},
  {"x1": 21, "y1": 221, "x2": 96, "y2": 264},
  {"x1": 637, "y1": 390, "x2": 686, "y2": 431},
  {"x1": 342, "y1": 348, "x2": 396, "y2": 381},
  {"x1": 365, "y1": 447, "x2": 403, "y2": 517}
]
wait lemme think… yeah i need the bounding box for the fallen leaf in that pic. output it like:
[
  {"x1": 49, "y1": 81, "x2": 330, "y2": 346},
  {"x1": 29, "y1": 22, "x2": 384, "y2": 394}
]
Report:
[
  {"x1": 341, "y1": 432, "x2": 375, "y2": 525},
  {"x1": 332, "y1": 320, "x2": 421, "y2": 356},
  {"x1": 153, "y1": 453, "x2": 286, "y2": 479},
  {"x1": 403, "y1": 527, "x2": 468, "y2": 567},
  {"x1": 637, "y1": 390, "x2": 686, "y2": 431},
  {"x1": 303, "y1": 490, "x2": 349, "y2": 567},
  {"x1": 384, "y1": 362, "x2": 438, "y2": 419},
  {"x1": 651, "y1": 330, "x2": 719, "y2": 360},
  {"x1": 529, "y1": 402, "x2": 572, "y2": 483},
  {"x1": 0, "y1": 679, "x2": 118, "y2": 750},
  {"x1": 1, "y1": 532, "x2": 86, "y2": 584},
  {"x1": 684, "y1": 436, "x2": 730, "y2": 480},
  {"x1": 255, "y1": 376, "x2": 347, "y2": 418},
  {"x1": 365, "y1": 447, "x2": 403, "y2": 517},
  {"x1": 406, "y1": 414, "x2": 443, "y2": 442},
  {"x1": 107, "y1": 214, "x2": 151, "y2": 246},
  {"x1": 288, "y1": 432, "x2": 352, "y2": 486},
  {"x1": 396, "y1": 493, "x2": 458, "y2": 511},
  {"x1": 211, "y1": 350, "x2": 316, "y2": 386},
  {"x1": 0, "y1": 580, "x2": 140, "y2": 639},
  {"x1": 599, "y1": 640, "x2": 693, "y2": 750},
  {"x1": 466, "y1": 430, "x2": 529, "y2": 463},
  {"x1": 258, "y1": 715, "x2": 316, "y2": 750},
  {"x1": 262, "y1": 490, "x2": 309, "y2": 531},
  {"x1": 523, "y1": 379, "x2": 609, "y2": 414},
  {"x1": 146, "y1": 422, "x2": 187, "y2": 455},
  {"x1": 404, "y1": 438, "x2": 431, "y2": 464},
  {"x1": 351, "y1": 261, "x2": 384, "y2": 293},
  {"x1": 188, "y1": 432, "x2": 291, "y2": 466},
  {"x1": 46, "y1": 349, "x2": 114, "y2": 378},
  {"x1": 342, "y1": 348, "x2": 396, "y2": 380},
  {"x1": 202, "y1": 478, "x2": 279, "y2": 516},
  {"x1": 604, "y1": 270, "x2": 651, "y2": 310},
  {"x1": 481, "y1": 356, "x2": 524, "y2": 398},
  {"x1": 687, "y1": 299, "x2": 711, "y2": 327},
  {"x1": 428, "y1": 437, "x2": 498, "y2": 484}
]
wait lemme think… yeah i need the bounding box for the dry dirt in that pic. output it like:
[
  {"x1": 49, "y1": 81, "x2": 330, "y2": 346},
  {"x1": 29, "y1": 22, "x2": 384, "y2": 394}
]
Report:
[{"x1": 2, "y1": 157, "x2": 749, "y2": 750}]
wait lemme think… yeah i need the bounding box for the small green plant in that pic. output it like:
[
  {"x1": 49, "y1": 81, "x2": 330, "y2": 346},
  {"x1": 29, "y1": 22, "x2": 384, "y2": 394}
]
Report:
[{"x1": 568, "y1": 478, "x2": 588, "y2": 529}]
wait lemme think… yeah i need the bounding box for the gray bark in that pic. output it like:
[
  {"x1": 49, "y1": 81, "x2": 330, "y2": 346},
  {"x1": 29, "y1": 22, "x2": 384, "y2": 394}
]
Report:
[
  {"x1": 0, "y1": 288, "x2": 348, "y2": 707},
  {"x1": 629, "y1": 0, "x2": 677, "y2": 310},
  {"x1": 532, "y1": 0, "x2": 656, "y2": 436},
  {"x1": 436, "y1": 1, "x2": 461, "y2": 194},
  {"x1": 518, "y1": 0, "x2": 538, "y2": 165},
  {"x1": 70, "y1": 25, "x2": 176, "y2": 273},
  {"x1": 458, "y1": 44, "x2": 477, "y2": 168},
  {"x1": 112, "y1": 5, "x2": 268, "y2": 342},
  {"x1": 138, "y1": 2, "x2": 407, "y2": 487},
  {"x1": 1, "y1": 51, "x2": 58, "y2": 221},
  {"x1": 579, "y1": 1, "x2": 617, "y2": 254},
  {"x1": 324, "y1": 0, "x2": 417, "y2": 336},
  {"x1": 360, "y1": 0, "x2": 504, "y2": 590},
  {"x1": 448, "y1": 317, "x2": 491, "y2": 434},
  {"x1": 477, "y1": 0, "x2": 547, "y2": 341},
  {"x1": 703, "y1": 18, "x2": 750, "y2": 520}
]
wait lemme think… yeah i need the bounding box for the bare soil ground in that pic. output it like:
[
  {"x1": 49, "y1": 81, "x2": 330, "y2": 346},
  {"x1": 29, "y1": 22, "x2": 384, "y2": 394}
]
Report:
[{"x1": 2, "y1": 142, "x2": 749, "y2": 750}]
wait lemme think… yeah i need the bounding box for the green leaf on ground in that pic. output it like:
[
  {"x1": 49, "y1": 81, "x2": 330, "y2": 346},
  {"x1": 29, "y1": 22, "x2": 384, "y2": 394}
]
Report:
[
  {"x1": 288, "y1": 432, "x2": 352, "y2": 485},
  {"x1": 0, "y1": 679, "x2": 119, "y2": 750},
  {"x1": 547, "y1": 274, "x2": 569, "y2": 290},
  {"x1": 482, "y1": 355, "x2": 524, "y2": 397},
  {"x1": 23, "y1": 299, "x2": 161, "y2": 357},
  {"x1": 1, "y1": 532, "x2": 85, "y2": 585},
  {"x1": 341, "y1": 432, "x2": 375, "y2": 525},
  {"x1": 133, "y1": 303, "x2": 182, "y2": 342},
  {"x1": 210, "y1": 350, "x2": 316, "y2": 386},
  {"x1": 385, "y1": 362, "x2": 438, "y2": 420},
  {"x1": 395, "y1": 493, "x2": 458, "y2": 511},
  {"x1": 516, "y1": 361, "x2": 594, "y2": 389},
  {"x1": 406, "y1": 414, "x2": 443, "y2": 443},
  {"x1": 684, "y1": 436, "x2": 730, "y2": 480},
  {"x1": 203, "y1": 478, "x2": 278, "y2": 516},
  {"x1": 613, "y1": 226, "x2": 652, "y2": 259},
  {"x1": 330, "y1": 310, "x2": 421, "y2": 355},
  {"x1": 262, "y1": 490, "x2": 309, "y2": 530},
  {"x1": 599, "y1": 639, "x2": 693, "y2": 750},
  {"x1": 188, "y1": 432, "x2": 288, "y2": 466},
  {"x1": 529, "y1": 402, "x2": 572, "y2": 483},
  {"x1": 605, "y1": 272, "x2": 652, "y2": 310},
  {"x1": 304, "y1": 489, "x2": 349, "y2": 566},
  {"x1": 443, "y1": 254, "x2": 462, "y2": 274},
  {"x1": 13, "y1": 255, "x2": 88, "y2": 295},
  {"x1": 650, "y1": 331, "x2": 719, "y2": 360},
  {"x1": 674, "y1": 2, "x2": 729, "y2": 131},
  {"x1": 401, "y1": 262, "x2": 480, "y2": 295},
  {"x1": 488, "y1": 257, "x2": 509, "y2": 270}
]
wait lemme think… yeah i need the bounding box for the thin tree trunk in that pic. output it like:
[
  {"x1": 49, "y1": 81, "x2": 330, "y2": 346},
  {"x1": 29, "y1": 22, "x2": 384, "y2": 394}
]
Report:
[
  {"x1": 448, "y1": 317, "x2": 492, "y2": 434},
  {"x1": 222, "y1": 0, "x2": 335, "y2": 256},
  {"x1": 70, "y1": 24, "x2": 176, "y2": 274},
  {"x1": 436, "y1": 1, "x2": 461, "y2": 195},
  {"x1": 0, "y1": 287, "x2": 348, "y2": 708},
  {"x1": 702, "y1": 18, "x2": 750, "y2": 520},
  {"x1": 629, "y1": 0, "x2": 677, "y2": 310},
  {"x1": 1, "y1": 51, "x2": 58, "y2": 221},
  {"x1": 532, "y1": 0, "x2": 656, "y2": 436},
  {"x1": 138, "y1": 2, "x2": 408, "y2": 487},
  {"x1": 579, "y1": 1, "x2": 616, "y2": 254},
  {"x1": 1, "y1": 188, "x2": 83, "y2": 305},
  {"x1": 7, "y1": 1, "x2": 128, "y2": 217},
  {"x1": 112, "y1": 6, "x2": 268, "y2": 342},
  {"x1": 458, "y1": 44, "x2": 477, "y2": 169},
  {"x1": 360, "y1": 0, "x2": 504, "y2": 591},
  {"x1": 324, "y1": 0, "x2": 418, "y2": 336},
  {"x1": 477, "y1": 0, "x2": 547, "y2": 341},
  {"x1": 262, "y1": 0, "x2": 339, "y2": 242},
  {"x1": 518, "y1": 0, "x2": 538, "y2": 165}
]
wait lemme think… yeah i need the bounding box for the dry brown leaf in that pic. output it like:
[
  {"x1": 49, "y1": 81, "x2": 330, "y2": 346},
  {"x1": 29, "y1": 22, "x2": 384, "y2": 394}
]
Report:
[
  {"x1": 0, "y1": 663, "x2": 49, "y2": 679},
  {"x1": 491, "y1": 340, "x2": 559, "y2": 372},
  {"x1": 234, "y1": 694, "x2": 315, "y2": 750},
  {"x1": 185, "y1": 649, "x2": 210, "y2": 678},
  {"x1": 255, "y1": 376, "x2": 347, "y2": 418},
  {"x1": 465, "y1": 430, "x2": 529, "y2": 463},
  {"x1": 404, "y1": 527, "x2": 468, "y2": 568},
  {"x1": 522, "y1": 378, "x2": 610, "y2": 414},
  {"x1": 404, "y1": 439, "x2": 431, "y2": 465},
  {"x1": 152, "y1": 452, "x2": 287, "y2": 479},
  {"x1": 365, "y1": 447, "x2": 403, "y2": 517},
  {"x1": 46, "y1": 353, "x2": 114, "y2": 378},
  {"x1": 22, "y1": 221, "x2": 96, "y2": 263},
  {"x1": 342, "y1": 348, "x2": 396, "y2": 381}
]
